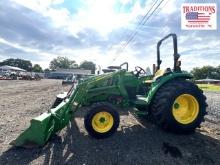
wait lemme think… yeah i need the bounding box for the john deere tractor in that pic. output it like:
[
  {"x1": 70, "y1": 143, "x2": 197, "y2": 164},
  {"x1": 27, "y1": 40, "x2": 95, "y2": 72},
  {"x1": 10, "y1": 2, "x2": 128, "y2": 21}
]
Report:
[{"x1": 11, "y1": 33, "x2": 207, "y2": 147}]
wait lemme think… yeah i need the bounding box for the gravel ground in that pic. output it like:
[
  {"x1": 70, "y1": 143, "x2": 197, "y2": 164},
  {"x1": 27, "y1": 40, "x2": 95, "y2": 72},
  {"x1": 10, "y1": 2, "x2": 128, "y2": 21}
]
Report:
[
  {"x1": 204, "y1": 92, "x2": 220, "y2": 123},
  {"x1": 0, "y1": 79, "x2": 220, "y2": 165}
]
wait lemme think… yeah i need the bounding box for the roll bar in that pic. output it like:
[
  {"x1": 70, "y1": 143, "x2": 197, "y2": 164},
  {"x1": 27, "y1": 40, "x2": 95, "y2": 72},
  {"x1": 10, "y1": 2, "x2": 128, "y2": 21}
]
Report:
[
  {"x1": 156, "y1": 33, "x2": 180, "y2": 71},
  {"x1": 120, "y1": 62, "x2": 128, "y2": 71}
]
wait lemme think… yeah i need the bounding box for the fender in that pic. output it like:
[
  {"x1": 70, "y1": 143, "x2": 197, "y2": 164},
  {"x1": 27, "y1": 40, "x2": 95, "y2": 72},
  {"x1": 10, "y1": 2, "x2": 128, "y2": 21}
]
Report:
[{"x1": 146, "y1": 73, "x2": 193, "y2": 104}]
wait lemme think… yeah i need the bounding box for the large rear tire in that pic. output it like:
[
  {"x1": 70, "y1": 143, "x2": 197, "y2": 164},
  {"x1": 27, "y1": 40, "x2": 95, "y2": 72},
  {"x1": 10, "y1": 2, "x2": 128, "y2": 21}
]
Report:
[
  {"x1": 150, "y1": 80, "x2": 207, "y2": 133},
  {"x1": 84, "y1": 102, "x2": 120, "y2": 139}
]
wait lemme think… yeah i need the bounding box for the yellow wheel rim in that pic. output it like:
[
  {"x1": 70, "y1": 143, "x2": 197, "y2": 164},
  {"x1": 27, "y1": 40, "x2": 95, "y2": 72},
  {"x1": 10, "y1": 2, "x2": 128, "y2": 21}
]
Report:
[
  {"x1": 172, "y1": 94, "x2": 199, "y2": 124},
  {"x1": 92, "y1": 111, "x2": 114, "y2": 133}
]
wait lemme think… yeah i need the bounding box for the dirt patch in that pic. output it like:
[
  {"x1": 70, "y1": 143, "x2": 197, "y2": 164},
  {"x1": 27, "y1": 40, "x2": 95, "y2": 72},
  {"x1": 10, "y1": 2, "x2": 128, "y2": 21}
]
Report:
[{"x1": 0, "y1": 80, "x2": 220, "y2": 165}]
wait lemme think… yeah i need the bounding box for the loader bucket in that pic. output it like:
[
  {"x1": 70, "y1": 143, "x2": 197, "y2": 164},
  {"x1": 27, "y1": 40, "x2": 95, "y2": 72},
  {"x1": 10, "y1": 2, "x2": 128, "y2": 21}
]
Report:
[
  {"x1": 10, "y1": 72, "x2": 120, "y2": 148},
  {"x1": 10, "y1": 100, "x2": 74, "y2": 148}
]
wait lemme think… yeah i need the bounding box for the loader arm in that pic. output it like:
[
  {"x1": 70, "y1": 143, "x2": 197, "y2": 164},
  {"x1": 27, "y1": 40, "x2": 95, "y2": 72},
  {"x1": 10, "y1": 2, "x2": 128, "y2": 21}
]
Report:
[{"x1": 11, "y1": 70, "x2": 130, "y2": 147}]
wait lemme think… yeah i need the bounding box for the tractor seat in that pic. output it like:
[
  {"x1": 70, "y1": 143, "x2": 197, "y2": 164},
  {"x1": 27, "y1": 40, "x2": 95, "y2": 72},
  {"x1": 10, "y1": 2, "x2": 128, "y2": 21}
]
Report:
[
  {"x1": 154, "y1": 68, "x2": 172, "y2": 80},
  {"x1": 154, "y1": 69, "x2": 165, "y2": 79},
  {"x1": 145, "y1": 68, "x2": 172, "y2": 83}
]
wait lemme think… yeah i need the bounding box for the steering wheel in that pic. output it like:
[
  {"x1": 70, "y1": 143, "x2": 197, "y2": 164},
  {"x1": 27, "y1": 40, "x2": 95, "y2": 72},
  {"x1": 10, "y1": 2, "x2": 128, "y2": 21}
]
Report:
[{"x1": 134, "y1": 66, "x2": 146, "y2": 77}]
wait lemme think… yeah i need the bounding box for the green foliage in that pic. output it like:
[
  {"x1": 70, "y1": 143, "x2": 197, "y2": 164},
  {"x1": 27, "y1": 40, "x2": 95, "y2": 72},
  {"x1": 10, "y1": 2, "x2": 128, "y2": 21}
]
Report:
[
  {"x1": 0, "y1": 58, "x2": 32, "y2": 71},
  {"x1": 44, "y1": 68, "x2": 50, "y2": 72},
  {"x1": 49, "y1": 56, "x2": 78, "y2": 70},
  {"x1": 191, "y1": 65, "x2": 220, "y2": 80},
  {"x1": 32, "y1": 64, "x2": 43, "y2": 72},
  {"x1": 79, "y1": 61, "x2": 96, "y2": 74}
]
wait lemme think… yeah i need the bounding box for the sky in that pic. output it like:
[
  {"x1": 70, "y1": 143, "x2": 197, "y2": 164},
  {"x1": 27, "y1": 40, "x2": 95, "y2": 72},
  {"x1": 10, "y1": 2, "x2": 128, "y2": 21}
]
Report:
[{"x1": 0, "y1": 0, "x2": 219, "y2": 72}]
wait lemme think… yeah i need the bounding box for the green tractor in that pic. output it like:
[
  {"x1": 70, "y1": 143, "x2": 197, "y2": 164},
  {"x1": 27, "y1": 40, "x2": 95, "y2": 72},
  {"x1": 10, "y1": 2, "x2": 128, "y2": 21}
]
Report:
[{"x1": 11, "y1": 33, "x2": 207, "y2": 147}]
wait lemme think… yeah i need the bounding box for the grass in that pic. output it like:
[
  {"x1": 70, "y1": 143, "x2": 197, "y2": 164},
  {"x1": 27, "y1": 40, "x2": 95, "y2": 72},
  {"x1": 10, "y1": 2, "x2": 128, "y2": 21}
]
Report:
[{"x1": 197, "y1": 84, "x2": 220, "y2": 92}]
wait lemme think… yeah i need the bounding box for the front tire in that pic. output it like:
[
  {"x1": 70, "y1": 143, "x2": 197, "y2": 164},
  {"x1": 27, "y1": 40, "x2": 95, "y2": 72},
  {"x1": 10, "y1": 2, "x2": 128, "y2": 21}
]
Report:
[
  {"x1": 150, "y1": 80, "x2": 207, "y2": 133},
  {"x1": 84, "y1": 102, "x2": 120, "y2": 139}
]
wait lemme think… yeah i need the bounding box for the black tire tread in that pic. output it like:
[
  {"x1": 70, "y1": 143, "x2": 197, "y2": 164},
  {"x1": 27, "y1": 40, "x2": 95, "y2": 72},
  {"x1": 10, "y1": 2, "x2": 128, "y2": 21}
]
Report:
[
  {"x1": 150, "y1": 80, "x2": 207, "y2": 133},
  {"x1": 84, "y1": 102, "x2": 120, "y2": 139}
]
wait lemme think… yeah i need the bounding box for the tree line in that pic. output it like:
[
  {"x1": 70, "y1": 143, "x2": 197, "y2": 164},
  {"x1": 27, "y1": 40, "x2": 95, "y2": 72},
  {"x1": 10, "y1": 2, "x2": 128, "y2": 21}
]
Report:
[
  {"x1": 0, "y1": 58, "x2": 43, "y2": 72},
  {"x1": 191, "y1": 65, "x2": 220, "y2": 80},
  {"x1": 0, "y1": 57, "x2": 219, "y2": 79},
  {"x1": 0, "y1": 57, "x2": 96, "y2": 74}
]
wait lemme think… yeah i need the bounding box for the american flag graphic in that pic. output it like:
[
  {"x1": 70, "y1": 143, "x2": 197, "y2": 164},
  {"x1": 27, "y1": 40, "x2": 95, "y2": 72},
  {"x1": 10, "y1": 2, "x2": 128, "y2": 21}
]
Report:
[{"x1": 185, "y1": 12, "x2": 211, "y2": 23}]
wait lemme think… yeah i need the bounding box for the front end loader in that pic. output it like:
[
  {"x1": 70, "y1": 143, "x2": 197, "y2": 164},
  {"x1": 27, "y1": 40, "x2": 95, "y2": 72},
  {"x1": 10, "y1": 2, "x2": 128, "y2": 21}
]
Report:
[{"x1": 11, "y1": 33, "x2": 207, "y2": 148}]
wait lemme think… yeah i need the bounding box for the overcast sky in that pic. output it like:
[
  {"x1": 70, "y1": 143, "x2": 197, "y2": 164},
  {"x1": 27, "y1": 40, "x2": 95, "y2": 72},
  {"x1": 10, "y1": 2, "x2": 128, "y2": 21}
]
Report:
[{"x1": 0, "y1": 0, "x2": 219, "y2": 71}]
